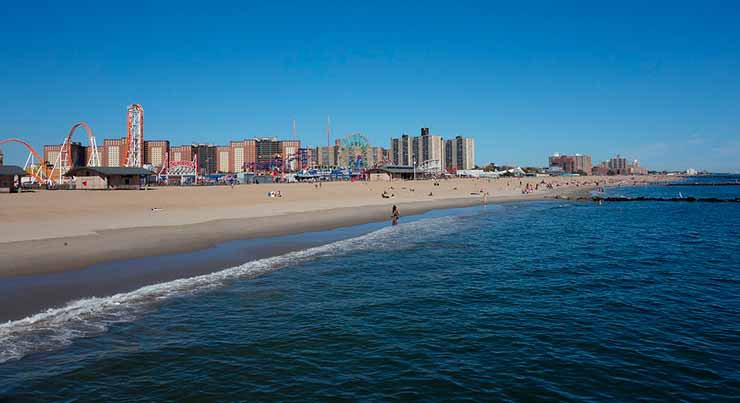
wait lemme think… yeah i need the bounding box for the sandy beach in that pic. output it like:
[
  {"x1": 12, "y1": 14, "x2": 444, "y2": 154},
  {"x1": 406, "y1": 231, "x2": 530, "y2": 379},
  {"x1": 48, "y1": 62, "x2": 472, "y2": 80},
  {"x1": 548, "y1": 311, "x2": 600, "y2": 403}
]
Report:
[{"x1": 0, "y1": 175, "x2": 668, "y2": 278}]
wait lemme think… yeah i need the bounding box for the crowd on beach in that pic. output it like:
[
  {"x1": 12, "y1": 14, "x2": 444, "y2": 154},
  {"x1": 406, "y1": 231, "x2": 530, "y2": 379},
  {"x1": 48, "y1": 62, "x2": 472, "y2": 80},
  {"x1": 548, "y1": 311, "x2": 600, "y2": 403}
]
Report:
[
  {"x1": 368, "y1": 175, "x2": 661, "y2": 201},
  {"x1": 250, "y1": 175, "x2": 661, "y2": 203},
  {"x1": 156, "y1": 173, "x2": 664, "y2": 209}
]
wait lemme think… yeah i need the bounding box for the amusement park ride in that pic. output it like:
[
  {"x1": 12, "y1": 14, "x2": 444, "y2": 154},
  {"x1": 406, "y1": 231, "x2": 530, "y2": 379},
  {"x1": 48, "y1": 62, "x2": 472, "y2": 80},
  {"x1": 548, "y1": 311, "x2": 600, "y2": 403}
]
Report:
[
  {"x1": 0, "y1": 104, "x2": 145, "y2": 186},
  {"x1": 417, "y1": 159, "x2": 442, "y2": 175},
  {"x1": 157, "y1": 150, "x2": 198, "y2": 184},
  {"x1": 340, "y1": 133, "x2": 369, "y2": 170},
  {"x1": 0, "y1": 112, "x2": 421, "y2": 186},
  {"x1": 124, "y1": 104, "x2": 144, "y2": 168},
  {"x1": 0, "y1": 137, "x2": 48, "y2": 184}
]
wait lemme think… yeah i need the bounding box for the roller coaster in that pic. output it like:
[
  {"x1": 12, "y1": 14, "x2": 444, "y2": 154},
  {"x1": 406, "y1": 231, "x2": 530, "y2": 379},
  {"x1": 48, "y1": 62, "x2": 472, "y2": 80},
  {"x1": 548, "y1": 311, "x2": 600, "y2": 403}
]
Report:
[
  {"x1": 0, "y1": 137, "x2": 48, "y2": 183},
  {"x1": 418, "y1": 159, "x2": 443, "y2": 174},
  {"x1": 158, "y1": 151, "x2": 198, "y2": 184},
  {"x1": 1, "y1": 121, "x2": 102, "y2": 185},
  {"x1": 246, "y1": 155, "x2": 299, "y2": 173},
  {"x1": 1, "y1": 104, "x2": 147, "y2": 185}
]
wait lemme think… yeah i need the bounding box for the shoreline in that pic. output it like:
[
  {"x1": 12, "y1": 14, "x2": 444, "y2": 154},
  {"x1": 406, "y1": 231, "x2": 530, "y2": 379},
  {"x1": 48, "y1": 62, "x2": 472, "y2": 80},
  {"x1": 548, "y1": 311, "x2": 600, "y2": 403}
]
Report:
[
  {"x1": 0, "y1": 202, "x2": 485, "y2": 322},
  {"x1": 0, "y1": 193, "x2": 540, "y2": 279},
  {"x1": 0, "y1": 176, "x2": 666, "y2": 279},
  {"x1": 0, "y1": 175, "x2": 670, "y2": 322}
]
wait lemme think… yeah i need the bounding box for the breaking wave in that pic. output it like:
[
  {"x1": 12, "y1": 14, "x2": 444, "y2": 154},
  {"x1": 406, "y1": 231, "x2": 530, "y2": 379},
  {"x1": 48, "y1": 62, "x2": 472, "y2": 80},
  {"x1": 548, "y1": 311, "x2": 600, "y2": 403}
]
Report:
[{"x1": 0, "y1": 215, "x2": 469, "y2": 364}]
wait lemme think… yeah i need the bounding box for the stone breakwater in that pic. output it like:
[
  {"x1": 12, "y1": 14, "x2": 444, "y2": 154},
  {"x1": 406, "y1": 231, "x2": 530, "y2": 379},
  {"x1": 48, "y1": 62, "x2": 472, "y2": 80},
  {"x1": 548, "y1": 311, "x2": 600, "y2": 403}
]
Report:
[{"x1": 584, "y1": 196, "x2": 740, "y2": 203}]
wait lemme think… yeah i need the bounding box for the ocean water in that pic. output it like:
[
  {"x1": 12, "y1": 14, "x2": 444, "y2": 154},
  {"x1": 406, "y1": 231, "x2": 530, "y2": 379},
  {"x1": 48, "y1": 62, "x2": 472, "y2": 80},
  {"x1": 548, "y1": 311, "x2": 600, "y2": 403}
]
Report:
[
  {"x1": 1, "y1": 177, "x2": 739, "y2": 401},
  {"x1": 602, "y1": 174, "x2": 740, "y2": 199}
]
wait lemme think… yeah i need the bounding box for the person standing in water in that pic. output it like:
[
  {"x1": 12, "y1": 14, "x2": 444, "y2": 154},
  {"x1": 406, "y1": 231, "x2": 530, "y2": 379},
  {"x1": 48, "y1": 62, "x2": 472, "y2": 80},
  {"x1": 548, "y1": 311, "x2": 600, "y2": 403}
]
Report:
[{"x1": 391, "y1": 205, "x2": 400, "y2": 226}]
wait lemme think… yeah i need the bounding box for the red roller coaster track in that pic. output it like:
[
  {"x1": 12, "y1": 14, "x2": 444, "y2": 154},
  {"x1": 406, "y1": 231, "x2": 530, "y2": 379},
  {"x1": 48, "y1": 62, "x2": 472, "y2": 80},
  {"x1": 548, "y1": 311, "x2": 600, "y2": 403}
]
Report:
[
  {"x1": 1, "y1": 122, "x2": 98, "y2": 184},
  {"x1": 48, "y1": 122, "x2": 98, "y2": 180},
  {"x1": 0, "y1": 137, "x2": 47, "y2": 183}
]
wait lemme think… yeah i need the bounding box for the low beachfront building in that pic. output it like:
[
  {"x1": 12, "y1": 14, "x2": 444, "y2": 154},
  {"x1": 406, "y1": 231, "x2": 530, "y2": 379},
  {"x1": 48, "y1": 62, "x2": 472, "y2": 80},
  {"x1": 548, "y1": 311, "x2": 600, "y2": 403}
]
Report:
[
  {"x1": 64, "y1": 166, "x2": 153, "y2": 190},
  {"x1": 368, "y1": 170, "x2": 392, "y2": 182},
  {"x1": 367, "y1": 166, "x2": 415, "y2": 181},
  {"x1": 0, "y1": 165, "x2": 27, "y2": 193}
]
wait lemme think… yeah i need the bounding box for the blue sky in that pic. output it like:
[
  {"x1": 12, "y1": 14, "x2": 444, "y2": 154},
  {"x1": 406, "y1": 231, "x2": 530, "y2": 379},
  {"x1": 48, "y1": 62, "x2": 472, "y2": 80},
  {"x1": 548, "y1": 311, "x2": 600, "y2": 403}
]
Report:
[{"x1": 1, "y1": 1, "x2": 739, "y2": 171}]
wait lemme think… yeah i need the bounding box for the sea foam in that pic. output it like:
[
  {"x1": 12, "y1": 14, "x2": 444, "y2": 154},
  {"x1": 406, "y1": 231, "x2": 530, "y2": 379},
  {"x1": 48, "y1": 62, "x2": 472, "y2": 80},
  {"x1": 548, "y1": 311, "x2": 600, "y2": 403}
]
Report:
[{"x1": 0, "y1": 214, "x2": 467, "y2": 364}]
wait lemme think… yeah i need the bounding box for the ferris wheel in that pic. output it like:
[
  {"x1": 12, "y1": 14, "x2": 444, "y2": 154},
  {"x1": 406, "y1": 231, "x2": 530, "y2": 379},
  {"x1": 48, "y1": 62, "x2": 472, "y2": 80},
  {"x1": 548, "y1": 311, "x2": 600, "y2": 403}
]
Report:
[{"x1": 340, "y1": 133, "x2": 369, "y2": 169}]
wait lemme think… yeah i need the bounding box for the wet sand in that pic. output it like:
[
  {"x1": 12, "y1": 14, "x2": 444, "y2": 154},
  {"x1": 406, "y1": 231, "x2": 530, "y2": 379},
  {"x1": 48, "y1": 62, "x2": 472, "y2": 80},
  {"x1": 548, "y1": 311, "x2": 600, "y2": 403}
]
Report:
[
  {"x1": 0, "y1": 218, "x2": 389, "y2": 322},
  {"x1": 0, "y1": 176, "x2": 667, "y2": 279}
]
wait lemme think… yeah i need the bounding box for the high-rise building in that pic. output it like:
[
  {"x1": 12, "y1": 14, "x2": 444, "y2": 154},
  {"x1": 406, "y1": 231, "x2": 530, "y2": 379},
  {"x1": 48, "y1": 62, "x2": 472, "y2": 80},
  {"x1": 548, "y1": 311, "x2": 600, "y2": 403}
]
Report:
[
  {"x1": 412, "y1": 135, "x2": 420, "y2": 164},
  {"x1": 43, "y1": 142, "x2": 88, "y2": 170},
  {"x1": 573, "y1": 154, "x2": 592, "y2": 174},
  {"x1": 366, "y1": 146, "x2": 387, "y2": 167},
  {"x1": 549, "y1": 153, "x2": 592, "y2": 174},
  {"x1": 393, "y1": 128, "x2": 445, "y2": 167},
  {"x1": 43, "y1": 145, "x2": 61, "y2": 169},
  {"x1": 144, "y1": 140, "x2": 170, "y2": 170},
  {"x1": 462, "y1": 137, "x2": 475, "y2": 170},
  {"x1": 548, "y1": 154, "x2": 574, "y2": 173},
  {"x1": 170, "y1": 145, "x2": 194, "y2": 163},
  {"x1": 102, "y1": 138, "x2": 127, "y2": 167},
  {"x1": 250, "y1": 138, "x2": 302, "y2": 171},
  {"x1": 592, "y1": 155, "x2": 647, "y2": 175},
  {"x1": 414, "y1": 128, "x2": 444, "y2": 166},
  {"x1": 193, "y1": 144, "x2": 218, "y2": 175},
  {"x1": 389, "y1": 127, "x2": 445, "y2": 166},
  {"x1": 608, "y1": 155, "x2": 628, "y2": 175},
  {"x1": 281, "y1": 140, "x2": 301, "y2": 171},
  {"x1": 316, "y1": 145, "x2": 338, "y2": 167},
  {"x1": 444, "y1": 136, "x2": 475, "y2": 171},
  {"x1": 216, "y1": 146, "x2": 231, "y2": 173},
  {"x1": 390, "y1": 134, "x2": 413, "y2": 166},
  {"x1": 255, "y1": 137, "x2": 281, "y2": 166},
  {"x1": 444, "y1": 140, "x2": 455, "y2": 172},
  {"x1": 229, "y1": 140, "x2": 256, "y2": 172},
  {"x1": 401, "y1": 134, "x2": 411, "y2": 166},
  {"x1": 390, "y1": 138, "x2": 398, "y2": 165},
  {"x1": 0, "y1": 147, "x2": 4, "y2": 165}
]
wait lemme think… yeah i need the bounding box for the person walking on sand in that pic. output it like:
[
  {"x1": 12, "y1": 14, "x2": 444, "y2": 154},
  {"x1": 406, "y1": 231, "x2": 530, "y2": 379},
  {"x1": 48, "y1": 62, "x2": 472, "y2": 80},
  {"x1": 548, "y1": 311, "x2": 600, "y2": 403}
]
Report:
[{"x1": 391, "y1": 205, "x2": 400, "y2": 226}]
